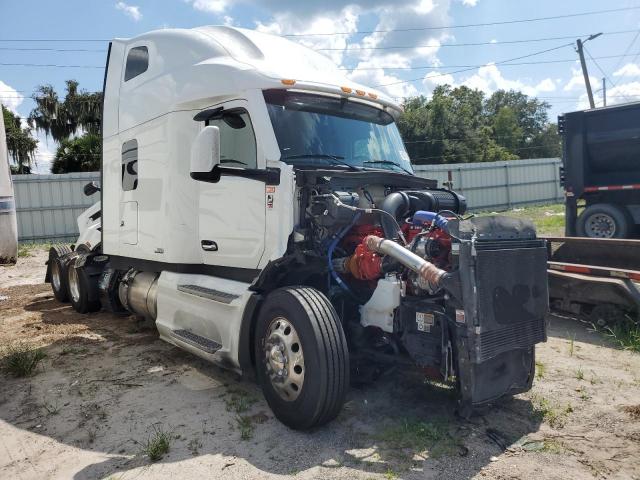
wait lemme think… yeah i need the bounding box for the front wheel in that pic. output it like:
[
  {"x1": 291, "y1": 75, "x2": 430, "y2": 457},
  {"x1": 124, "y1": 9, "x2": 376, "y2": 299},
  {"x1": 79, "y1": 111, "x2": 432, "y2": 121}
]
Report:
[{"x1": 255, "y1": 287, "x2": 349, "y2": 430}]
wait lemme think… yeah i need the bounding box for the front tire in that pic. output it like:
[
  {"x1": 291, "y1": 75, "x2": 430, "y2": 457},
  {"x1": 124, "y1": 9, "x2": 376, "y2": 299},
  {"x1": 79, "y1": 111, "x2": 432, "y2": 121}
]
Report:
[
  {"x1": 67, "y1": 257, "x2": 101, "y2": 313},
  {"x1": 255, "y1": 287, "x2": 349, "y2": 430}
]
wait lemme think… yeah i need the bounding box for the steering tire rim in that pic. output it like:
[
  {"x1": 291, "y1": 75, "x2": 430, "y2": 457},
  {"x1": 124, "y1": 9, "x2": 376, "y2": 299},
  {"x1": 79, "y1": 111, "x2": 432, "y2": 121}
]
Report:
[
  {"x1": 51, "y1": 261, "x2": 61, "y2": 291},
  {"x1": 264, "y1": 316, "x2": 305, "y2": 401},
  {"x1": 68, "y1": 266, "x2": 81, "y2": 303},
  {"x1": 585, "y1": 212, "x2": 616, "y2": 238}
]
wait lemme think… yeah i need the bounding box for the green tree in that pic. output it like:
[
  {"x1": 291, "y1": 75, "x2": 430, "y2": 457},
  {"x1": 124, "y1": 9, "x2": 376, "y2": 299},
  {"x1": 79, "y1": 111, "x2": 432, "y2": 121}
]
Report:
[
  {"x1": 28, "y1": 80, "x2": 102, "y2": 173},
  {"x1": 398, "y1": 86, "x2": 561, "y2": 164},
  {"x1": 51, "y1": 133, "x2": 101, "y2": 174},
  {"x1": 2, "y1": 105, "x2": 38, "y2": 174}
]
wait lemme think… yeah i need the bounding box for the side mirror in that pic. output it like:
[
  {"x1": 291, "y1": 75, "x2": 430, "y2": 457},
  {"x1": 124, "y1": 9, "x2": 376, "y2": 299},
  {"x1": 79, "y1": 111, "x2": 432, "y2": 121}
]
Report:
[
  {"x1": 190, "y1": 126, "x2": 220, "y2": 174},
  {"x1": 83, "y1": 181, "x2": 101, "y2": 196}
]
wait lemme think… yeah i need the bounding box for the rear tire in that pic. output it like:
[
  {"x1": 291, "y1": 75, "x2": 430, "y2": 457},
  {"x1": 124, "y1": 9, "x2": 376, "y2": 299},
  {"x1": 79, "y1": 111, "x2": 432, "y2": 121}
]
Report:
[
  {"x1": 48, "y1": 245, "x2": 72, "y2": 303},
  {"x1": 254, "y1": 287, "x2": 349, "y2": 430},
  {"x1": 577, "y1": 203, "x2": 631, "y2": 238},
  {"x1": 67, "y1": 256, "x2": 101, "y2": 313}
]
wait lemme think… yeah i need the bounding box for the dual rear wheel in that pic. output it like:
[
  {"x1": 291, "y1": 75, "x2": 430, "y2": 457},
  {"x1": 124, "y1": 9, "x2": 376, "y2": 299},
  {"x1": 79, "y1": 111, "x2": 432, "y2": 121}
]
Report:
[{"x1": 48, "y1": 246, "x2": 100, "y2": 313}]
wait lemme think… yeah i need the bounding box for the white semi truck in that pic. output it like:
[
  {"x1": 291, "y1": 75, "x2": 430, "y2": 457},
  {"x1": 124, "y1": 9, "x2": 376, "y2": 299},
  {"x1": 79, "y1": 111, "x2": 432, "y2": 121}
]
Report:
[
  {"x1": 0, "y1": 103, "x2": 18, "y2": 265},
  {"x1": 47, "y1": 26, "x2": 548, "y2": 429}
]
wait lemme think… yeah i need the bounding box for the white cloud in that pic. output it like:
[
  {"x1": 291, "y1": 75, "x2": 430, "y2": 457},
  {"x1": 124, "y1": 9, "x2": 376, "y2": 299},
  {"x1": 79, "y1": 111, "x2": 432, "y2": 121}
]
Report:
[
  {"x1": 461, "y1": 0, "x2": 478, "y2": 6},
  {"x1": 563, "y1": 68, "x2": 597, "y2": 92},
  {"x1": 189, "y1": 0, "x2": 228, "y2": 14},
  {"x1": 115, "y1": 1, "x2": 142, "y2": 21},
  {"x1": 0, "y1": 80, "x2": 24, "y2": 114},
  {"x1": 348, "y1": 54, "x2": 419, "y2": 99},
  {"x1": 613, "y1": 63, "x2": 640, "y2": 78}
]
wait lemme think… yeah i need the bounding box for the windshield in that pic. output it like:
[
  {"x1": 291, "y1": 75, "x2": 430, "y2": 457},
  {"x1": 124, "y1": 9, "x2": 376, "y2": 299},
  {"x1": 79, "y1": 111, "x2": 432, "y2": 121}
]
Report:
[{"x1": 264, "y1": 90, "x2": 413, "y2": 174}]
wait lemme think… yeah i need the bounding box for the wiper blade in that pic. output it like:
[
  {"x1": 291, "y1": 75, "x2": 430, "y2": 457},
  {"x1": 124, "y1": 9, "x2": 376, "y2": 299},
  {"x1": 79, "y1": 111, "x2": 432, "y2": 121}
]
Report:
[
  {"x1": 283, "y1": 153, "x2": 360, "y2": 172},
  {"x1": 363, "y1": 160, "x2": 412, "y2": 175}
]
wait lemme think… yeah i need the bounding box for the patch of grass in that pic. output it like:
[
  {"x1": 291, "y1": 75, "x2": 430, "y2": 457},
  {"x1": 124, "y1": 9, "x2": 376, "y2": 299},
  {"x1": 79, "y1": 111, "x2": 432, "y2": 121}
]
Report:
[
  {"x1": 41, "y1": 399, "x2": 60, "y2": 415},
  {"x1": 568, "y1": 334, "x2": 576, "y2": 357},
  {"x1": 376, "y1": 418, "x2": 459, "y2": 457},
  {"x1": 575, "y1": 367, "x2": 584, "y2": 381},
  {"x1": 535, "y1": 361, "x2": 545, "y2": 379},
  {"x1": 187, "y1": 438, "x2": 202, "y2": 455},
  {"x1": 2, "y1": 343, "x2": 46, "y2": 377},
  {"x1": 595, "y1": 317, "x2": 640, "y2": 353},
  {"x1": 224, "y1": 388, "x2": 256, "y2": 414},
  {"x1": 531, "y1": 395, "x2": 573, "y2": 429},
  {"x1": 384, "y1": 468, "x2": 398, "y2": 480},
  {"x1": 541, "y1": 439, "x2": 564, "y2": 454},
  {"x1": 141, "y1": 424, "x2": 172, "y2": 462},
  {"x1": 236, "y1": 415, "x2": 254, "y2": 440},
  {"x1": 17, "y1": 242, "x2": 52, "y2": 258}
]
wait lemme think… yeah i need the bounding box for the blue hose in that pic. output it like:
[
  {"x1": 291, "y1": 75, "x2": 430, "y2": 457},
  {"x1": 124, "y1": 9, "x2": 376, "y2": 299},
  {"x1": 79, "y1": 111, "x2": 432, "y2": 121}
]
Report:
[
  {"x1": 327, "y1": 212, "x2": 362, "y2": 295},
  {"x1": 412, "y1": 210, "x2": 449, "y2": 230}
]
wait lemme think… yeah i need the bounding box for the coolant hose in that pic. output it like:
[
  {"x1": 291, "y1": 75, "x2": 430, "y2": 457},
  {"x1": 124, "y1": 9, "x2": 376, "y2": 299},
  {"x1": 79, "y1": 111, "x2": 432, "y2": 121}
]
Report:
[
  {"x1": 328, "y1": 212, "x2": 362, "y2": 295},
  {"x1": 364, "y1": 235, "x2": 446, "y2": 287},
  {"x1": 412, "y1": 210, "x2": 449, "y2": 230}
]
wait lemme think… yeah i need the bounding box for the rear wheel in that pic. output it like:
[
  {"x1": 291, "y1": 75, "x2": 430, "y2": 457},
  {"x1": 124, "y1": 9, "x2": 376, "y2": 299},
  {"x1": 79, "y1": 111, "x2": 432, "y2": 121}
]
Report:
[
  {"x1": 577, "y1": 203, "x2": 631, "y2": 238},
  {"x1": 255, "y1": 287, "x2": 349, "y2": 430},
  {"x1": 67, "y1": 256, "x2": 101, "y2": 313},
  {"x1": 48, "y1": 245, "x2": 72, "y2": 302}
]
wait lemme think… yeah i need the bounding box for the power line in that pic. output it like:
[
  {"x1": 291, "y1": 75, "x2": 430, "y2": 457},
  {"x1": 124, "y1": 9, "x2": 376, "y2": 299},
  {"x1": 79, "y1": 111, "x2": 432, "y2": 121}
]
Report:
[
  {"x1": 584, "y1": 45, "x2": 616, "y2": 88},
  {"x1": 0, "y1": 62, "x2": 103, "y2": 68},
  {"x1": 0, "y1": 47, "x2": 106, "y2": 52},
  {"x1": 376, "y1": 42, "x2": 575, "y2": 87},
  {"x1": 0, "y1": 6, "x2": 638, "y2": 42},
  {"x1": 284, "y1": 6, "x2": 640, "y2": 36},
  {"x1": 317, "y1": 29, "x2": 637, "y2": 51}
]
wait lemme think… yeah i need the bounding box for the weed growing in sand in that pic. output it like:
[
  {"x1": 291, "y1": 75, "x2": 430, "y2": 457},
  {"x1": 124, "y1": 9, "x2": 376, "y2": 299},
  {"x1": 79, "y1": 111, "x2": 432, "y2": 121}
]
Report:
[
  {"x1": 384, "y1": 468, "x2": 398, "y2": 480},
  {"x1": 140, "y1": 424, "x2": 172, "y2": 462},
  {"x1": 575, "y1": 367, "x2": 585, "y2": 381},
  {"x1": 2, "y1": 343, "x2": 46, "y2": 377},
  {"x1": 568, "y1": 334, "x2": 575, "y2": 357},
  {"x1": 531, "y1": 395, "x2": 573, "y2": 429},
  {"x1": 224, "y1": 387, "x2": 256, "y2": 414},
  {"x1": 236, "y1": 415, "x2": 254, "y2": 440},
  {"x1": 41, "y1": 399, "x2": 60, "y2": 415},
  {"x1": 535, "y1": 361, "x2": 545, "y2": 379},
  {"x1": 595, "y1": 317, "x2": 640, "y2": 353},
  {"x1": 187, "y1": 438, "x2": 202, "y2": 455},
  {"x1": 60, "y1": 346, "x2": 89, "y2": 356},
  {"x1": 376, "y1": 418, "x2": 459, "y2": 457}
]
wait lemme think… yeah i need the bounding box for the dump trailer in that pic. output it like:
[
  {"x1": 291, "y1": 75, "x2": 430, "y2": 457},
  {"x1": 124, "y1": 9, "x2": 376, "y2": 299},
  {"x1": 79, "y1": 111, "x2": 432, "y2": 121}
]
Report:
[
  {"x1": 45, "y1": 26, "x2": 548, "y2": 429},
  {"x1": 560, "y1": 102, "x2": 640, "y2": 238},
  {"x1": 0, "y1": 103, "x2": 18, "y2": 265}
]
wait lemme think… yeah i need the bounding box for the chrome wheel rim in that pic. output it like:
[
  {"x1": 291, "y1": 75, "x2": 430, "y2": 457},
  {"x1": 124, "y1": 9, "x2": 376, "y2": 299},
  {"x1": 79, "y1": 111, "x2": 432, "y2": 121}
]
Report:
[
  {"x1": 264, "y1": 316, "x2": 305, "y2": 401},
  {"x1": 586, "y1": 213, "x2": 616, "y2": 238},
  {"x1": 51, "y1": 260, "x2": 61, "y2": 291},
  {"x1": 68, "y1": 265, "x2": 81, "y2": 303}
]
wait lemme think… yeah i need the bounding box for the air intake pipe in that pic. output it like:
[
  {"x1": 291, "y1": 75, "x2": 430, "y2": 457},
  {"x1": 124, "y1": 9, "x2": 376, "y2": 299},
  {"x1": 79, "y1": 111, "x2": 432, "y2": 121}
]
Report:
[{"x1": 364, "y1": 235, "x2": 446, "y2": 288}]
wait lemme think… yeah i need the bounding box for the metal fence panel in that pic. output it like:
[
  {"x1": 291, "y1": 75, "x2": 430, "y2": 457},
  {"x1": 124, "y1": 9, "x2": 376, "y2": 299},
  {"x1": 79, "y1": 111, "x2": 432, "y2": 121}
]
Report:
[
  {"x1": 413, "y1": 158, "x2": 563, "y2": 211},
  {"x1": 12, "y1": 172, "x2": 100, "y2": 243},
  {"x1": 12, "y1": 158, "x2": 562, "y2": 242}
]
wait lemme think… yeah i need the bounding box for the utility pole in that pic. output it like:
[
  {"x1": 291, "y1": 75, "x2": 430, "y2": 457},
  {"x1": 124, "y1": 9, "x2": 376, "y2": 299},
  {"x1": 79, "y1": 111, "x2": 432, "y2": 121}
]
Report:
[
  {"x1": 576, "y1": 33, "x2": 602, "y2": 109},
  {"x1": 602, "y1": 77, "x2": 607, "y2": 106}
]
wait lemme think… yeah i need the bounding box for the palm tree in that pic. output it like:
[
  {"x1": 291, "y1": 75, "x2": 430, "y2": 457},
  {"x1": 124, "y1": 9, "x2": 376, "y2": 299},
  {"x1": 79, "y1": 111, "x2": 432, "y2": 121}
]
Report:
[
  {"x1": 29, "y1": 80, "x2": 102, "y2": 143},
  {"x1": 2, "y1": 105, "x2": 38, "y2": 174}
]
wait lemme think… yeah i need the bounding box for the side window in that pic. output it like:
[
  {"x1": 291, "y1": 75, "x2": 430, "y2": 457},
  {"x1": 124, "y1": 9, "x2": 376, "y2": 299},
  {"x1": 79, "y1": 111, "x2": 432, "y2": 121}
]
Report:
[
  {"x1": 124, "y1": 46, "x2": 148, "y2": 82},
  {"x1": 121, "y1": 140, "x2": 138, "y2": 191},
  {"x1": 209, "y1": 111, "x2": 257, "y2": 169}
]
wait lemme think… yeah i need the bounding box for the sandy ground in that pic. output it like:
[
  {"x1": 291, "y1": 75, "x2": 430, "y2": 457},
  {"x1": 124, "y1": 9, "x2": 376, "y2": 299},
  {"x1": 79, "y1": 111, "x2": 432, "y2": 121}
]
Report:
[{"x1": 1, "y1": 249, "x2": 639, "y2": 480}]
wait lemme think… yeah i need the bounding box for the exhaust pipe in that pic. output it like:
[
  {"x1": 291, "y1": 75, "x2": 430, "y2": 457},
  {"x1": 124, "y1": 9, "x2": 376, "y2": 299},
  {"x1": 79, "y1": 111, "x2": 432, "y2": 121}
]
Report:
[{"x1": 364, "y1": 235, "x2": 446, "y2": 287}]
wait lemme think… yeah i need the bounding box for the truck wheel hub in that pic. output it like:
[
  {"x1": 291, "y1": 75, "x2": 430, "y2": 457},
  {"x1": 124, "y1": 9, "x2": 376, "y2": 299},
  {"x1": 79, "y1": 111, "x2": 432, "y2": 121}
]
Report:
[
  {"x1": 68, "y1": 266, "x2": 81, "y2": 303},
  {"x1": 587, "y1": 213, "x2": 615, "y2": 237},
  {"x1": 264, "y1": 317, "x2": 305, "y2": 401},
  {"x1": 51, "y1": 262, "x2": 61, "y2": 290}
]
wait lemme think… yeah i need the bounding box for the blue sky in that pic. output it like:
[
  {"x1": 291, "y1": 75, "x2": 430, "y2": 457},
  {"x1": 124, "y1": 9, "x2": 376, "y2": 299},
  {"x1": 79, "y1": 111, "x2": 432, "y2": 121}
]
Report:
[{"x1": 1, "y1": 0, "x2": 640, "y2": 172}]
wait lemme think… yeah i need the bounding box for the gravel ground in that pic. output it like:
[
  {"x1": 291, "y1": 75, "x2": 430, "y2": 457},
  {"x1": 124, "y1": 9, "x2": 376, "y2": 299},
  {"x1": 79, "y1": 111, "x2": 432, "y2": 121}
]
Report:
[{"x1": 1, "y1": 249, "x2": 639, "y2": 480}]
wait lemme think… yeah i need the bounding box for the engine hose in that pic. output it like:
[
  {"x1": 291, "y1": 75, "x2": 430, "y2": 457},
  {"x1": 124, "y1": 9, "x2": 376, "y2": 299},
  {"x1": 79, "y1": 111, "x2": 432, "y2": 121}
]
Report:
[{"x1": 327, "y1": 212, "x2": 362, "y2": 296}]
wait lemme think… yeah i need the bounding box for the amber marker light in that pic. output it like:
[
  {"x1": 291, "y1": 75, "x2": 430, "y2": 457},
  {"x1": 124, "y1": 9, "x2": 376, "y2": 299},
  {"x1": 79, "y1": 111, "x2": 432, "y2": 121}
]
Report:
[
  {"x1": 368, "y1": 92, "x2": 378, "y2": 99},
  {"x1": 341, "y1": 86, "x2": 353, "y2": 93},
  {"x1": 281, "y1": 79, "x2": 296, "y2": 86}
]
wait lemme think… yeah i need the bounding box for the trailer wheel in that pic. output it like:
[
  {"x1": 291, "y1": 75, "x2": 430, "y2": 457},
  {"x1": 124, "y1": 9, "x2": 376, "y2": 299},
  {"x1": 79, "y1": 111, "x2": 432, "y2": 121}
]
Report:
[
  {"x1": 67, "y1": 256, "x2": 101, "y2": 313},
  {"x1": 254, "y1": 287, "x2": 349, "y2": 430},
  {"x1": 48, "y1": 245, "x2": 72, "y2": 302},
  {"x1": 577, "y1": 204, "x2": 631, "y2": 238}
]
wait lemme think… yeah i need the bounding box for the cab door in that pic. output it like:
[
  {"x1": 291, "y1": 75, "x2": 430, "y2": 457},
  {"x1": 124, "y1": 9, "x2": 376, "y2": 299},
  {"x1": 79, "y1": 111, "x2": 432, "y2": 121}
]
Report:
[{"x1": 196, "y1": 100, "x2": 266, "y2": 269}]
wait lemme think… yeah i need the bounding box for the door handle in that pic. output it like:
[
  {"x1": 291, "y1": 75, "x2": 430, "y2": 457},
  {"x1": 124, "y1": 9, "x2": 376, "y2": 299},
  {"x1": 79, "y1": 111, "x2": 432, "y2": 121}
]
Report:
[{"x1": 201, "y1": 240, "x2": 218, "y2": 251}]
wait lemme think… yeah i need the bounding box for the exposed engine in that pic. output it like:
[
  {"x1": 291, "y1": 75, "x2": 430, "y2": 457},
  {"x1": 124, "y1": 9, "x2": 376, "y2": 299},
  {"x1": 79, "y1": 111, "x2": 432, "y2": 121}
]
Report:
[{"x1": 299, "y1": 176, "x2": 548, "y2": 411}]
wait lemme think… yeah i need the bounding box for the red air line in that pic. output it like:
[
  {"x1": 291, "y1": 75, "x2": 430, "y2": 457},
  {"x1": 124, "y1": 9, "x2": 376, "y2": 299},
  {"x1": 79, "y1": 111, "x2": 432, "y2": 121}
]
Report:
[{"x1": 584, "y1": 184, "x2": 640, "y2": 192}]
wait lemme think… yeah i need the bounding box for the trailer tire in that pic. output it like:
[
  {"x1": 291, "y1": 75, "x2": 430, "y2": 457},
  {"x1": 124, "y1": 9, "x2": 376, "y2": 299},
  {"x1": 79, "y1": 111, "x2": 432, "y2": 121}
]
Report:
[
  {"x1": 67, "y1": 256, "x2": 101, "y2": 314},
  {"x1": 576, "y1": 204, "x2": 631, "y2": 238},
  {"x1": 48, "y1": 245, "x2": 73, "y2": 303},
  {"x1": 254, "y1": 286, "x2": 349, "y2": 430}
]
